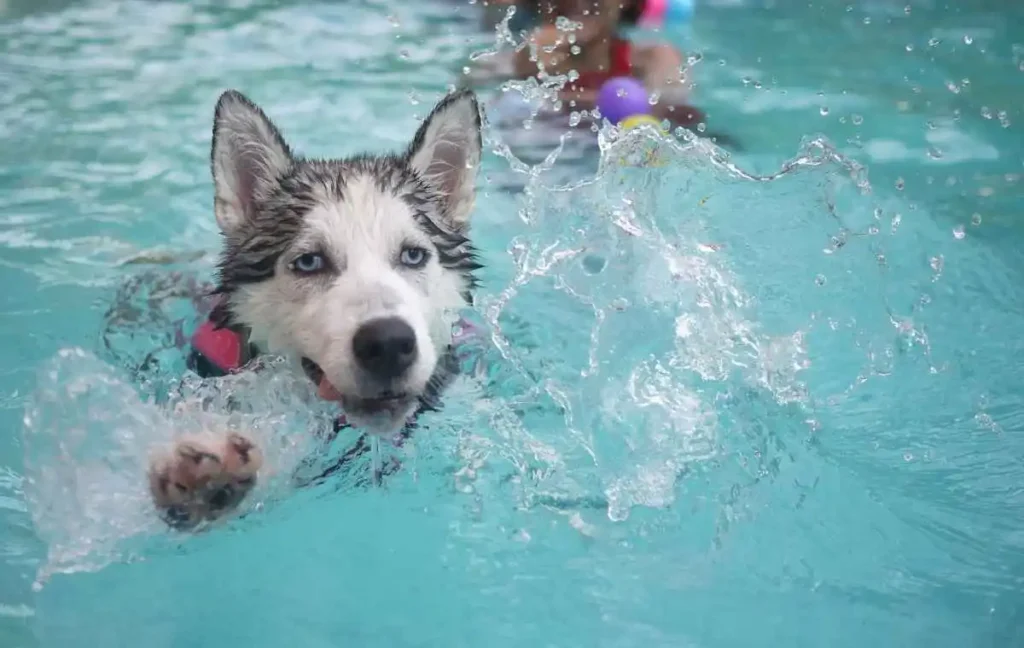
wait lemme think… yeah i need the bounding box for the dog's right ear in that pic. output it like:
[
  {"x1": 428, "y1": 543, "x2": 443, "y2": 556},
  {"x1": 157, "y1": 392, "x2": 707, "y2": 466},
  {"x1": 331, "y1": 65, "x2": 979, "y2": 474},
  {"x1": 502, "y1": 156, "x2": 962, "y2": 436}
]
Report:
[
  {"x1": 406, "y1": 88, "x2": 482, "y2": 229},
  {"x1": 210, "y1": 90, "x2": 293, "y2": 235}
]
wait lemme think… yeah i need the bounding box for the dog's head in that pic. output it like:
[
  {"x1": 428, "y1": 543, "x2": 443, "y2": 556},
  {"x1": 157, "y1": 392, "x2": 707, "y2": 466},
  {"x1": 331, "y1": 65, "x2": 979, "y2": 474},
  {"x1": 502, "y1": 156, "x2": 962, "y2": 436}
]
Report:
[{"x1": 209, "y1": 88, "x2": 482, "y2": 433}]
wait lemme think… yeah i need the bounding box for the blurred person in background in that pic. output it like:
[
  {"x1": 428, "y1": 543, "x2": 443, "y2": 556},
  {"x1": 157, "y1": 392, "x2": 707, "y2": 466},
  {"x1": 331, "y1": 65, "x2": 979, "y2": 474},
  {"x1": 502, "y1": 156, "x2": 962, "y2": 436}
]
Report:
[{"x1": 472, "y1": 0, "x2": 703, "y2": 128}]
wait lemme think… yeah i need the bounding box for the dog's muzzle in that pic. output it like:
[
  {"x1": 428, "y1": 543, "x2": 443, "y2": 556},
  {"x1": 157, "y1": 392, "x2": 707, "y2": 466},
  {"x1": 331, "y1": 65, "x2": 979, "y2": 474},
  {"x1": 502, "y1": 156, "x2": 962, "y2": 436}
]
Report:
[{"x1": 300, "y1": 316, "x2": 422, "y2": 426}]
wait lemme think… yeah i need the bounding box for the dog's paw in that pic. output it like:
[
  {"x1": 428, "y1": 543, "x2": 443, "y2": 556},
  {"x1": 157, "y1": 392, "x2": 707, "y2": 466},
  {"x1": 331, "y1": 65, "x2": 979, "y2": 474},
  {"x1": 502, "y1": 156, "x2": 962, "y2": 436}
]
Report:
[{"x1": 147, "y1": 432, "x2": 263, "y2": 530}]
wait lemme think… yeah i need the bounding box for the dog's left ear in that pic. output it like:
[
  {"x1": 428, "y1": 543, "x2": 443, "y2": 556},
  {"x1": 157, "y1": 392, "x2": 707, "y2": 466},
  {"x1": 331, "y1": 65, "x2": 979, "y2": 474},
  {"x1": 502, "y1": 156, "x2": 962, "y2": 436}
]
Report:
[
  {"x1": 211, "y1": 90, "x2": 293, "y2": 236},
  {"x1": 407, "y1": 89, "x2": 482, "y2": 228}
]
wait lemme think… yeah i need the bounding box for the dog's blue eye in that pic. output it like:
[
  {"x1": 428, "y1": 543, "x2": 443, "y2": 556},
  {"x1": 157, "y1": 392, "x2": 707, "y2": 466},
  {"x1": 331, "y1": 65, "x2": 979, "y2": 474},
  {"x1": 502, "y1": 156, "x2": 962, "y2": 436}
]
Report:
[
  {"x1": 292, "y1": 253, "x2": 325, "y2": 274},
  {"x1": 399, "y1": 246, "x2": 429, "y2": 268}
]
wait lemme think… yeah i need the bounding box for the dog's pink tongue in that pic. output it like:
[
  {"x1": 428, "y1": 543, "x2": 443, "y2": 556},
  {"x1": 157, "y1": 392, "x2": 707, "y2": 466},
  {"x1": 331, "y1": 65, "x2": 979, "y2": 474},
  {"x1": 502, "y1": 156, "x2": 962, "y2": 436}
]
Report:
[{"x1": 317, "y1": 377, "x2": 344, "y2": 402}]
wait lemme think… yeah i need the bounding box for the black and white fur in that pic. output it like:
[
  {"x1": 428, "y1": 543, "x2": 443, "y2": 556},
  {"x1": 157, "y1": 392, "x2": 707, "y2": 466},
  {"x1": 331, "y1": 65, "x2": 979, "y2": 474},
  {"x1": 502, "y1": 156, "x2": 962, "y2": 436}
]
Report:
[{"x1": 147, "y1": 88, "x2": 484, "y2": 529}]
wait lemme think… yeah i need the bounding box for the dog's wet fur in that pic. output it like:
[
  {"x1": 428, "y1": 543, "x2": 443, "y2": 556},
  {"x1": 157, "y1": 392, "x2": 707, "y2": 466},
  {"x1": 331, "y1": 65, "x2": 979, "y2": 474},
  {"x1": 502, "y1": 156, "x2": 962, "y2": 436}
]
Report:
[{"x1": 147, "y1": 88, "x2": 483, "y2": 529}]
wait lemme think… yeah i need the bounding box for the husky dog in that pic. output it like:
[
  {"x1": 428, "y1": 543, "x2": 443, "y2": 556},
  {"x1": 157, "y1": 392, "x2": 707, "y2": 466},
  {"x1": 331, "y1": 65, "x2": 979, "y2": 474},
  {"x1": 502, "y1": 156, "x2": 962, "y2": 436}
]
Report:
[{"x1": 147, "y1": 87, "x2": 484, "y2": 529}]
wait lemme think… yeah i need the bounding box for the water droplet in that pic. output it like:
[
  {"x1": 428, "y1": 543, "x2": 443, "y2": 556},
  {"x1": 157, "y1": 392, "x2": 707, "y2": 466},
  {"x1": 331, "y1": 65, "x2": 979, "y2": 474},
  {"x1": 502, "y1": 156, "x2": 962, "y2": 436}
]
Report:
[
  {"x1": 570, "y1": 45, "x2": 581, "y2": 55},
  {"x1": 820, "y1": 106, "x2": 830, "y2": 116},
  {"x1": 927, "y1": 146, "x2": 944, "y2": 159},
  {"x1": 852, "y1": 114, "x2": 864, "y2": 125},
  {"x1": 904, "y1": 5, "x2": 911, "y2": 14},
  {"x1": 981, "y1": 106, "x2": 993, "y2": 119},
  {"x1": 648, "y1": 92, "x2": 660, "y2": 105},
  {"x1": 814, "y1": 274, "x2": 827, "y2": 286},
  {"x1": 387, "y1": 13, "x2": 400, "y2": 27},
  {"x1": 399, "y1": 49, "x2": 410, "y2": 59},
  {"x1": 945, "y1": 80, "x2": 960, "y2": 94},
  {"x1": 964, "y1": 34, "x2": 973, "y2": 45},
  {"x1": 953, "y1": 224, "x2": 966, "y2": 239},
  {"x1": 891, "y1": 213, "x2": 902, "y2": 233},
  {"x1": 863, "y1": 16, "x2": 871, "y2": 24},
  {"x1": 582, "y1": 254, "x2": 606, "y2": 274},
  {"x1": 903, "y1": 452, "x2": 914, "y2": 462},
  {"x1": 905, "y1": 43, "x2": 914, "y2": 52},
  {"x1": 998, "y1": 110, "x2": 1011, "y2": 128},
  {"x1": 971, "y1": 213, "x2": 982, "y2": 226},
  {"x1": 696, "y1": 122, "x2": 707, "y2": 133},
  {"x1": 928, "y1": 37, "x2": 940, "y2": 47},
  {"x1": 895, "y1": 177, "x2": 905, "y2": 190},
  {"x1": 408, "y1": 91, "x2": 420, "y2": 105},
  {"x1": 874, "y1": 207, "x2": 883, "y2": 220},
  {"x1": 569, "y1": 111, "x2": 581, "y2": 127}
]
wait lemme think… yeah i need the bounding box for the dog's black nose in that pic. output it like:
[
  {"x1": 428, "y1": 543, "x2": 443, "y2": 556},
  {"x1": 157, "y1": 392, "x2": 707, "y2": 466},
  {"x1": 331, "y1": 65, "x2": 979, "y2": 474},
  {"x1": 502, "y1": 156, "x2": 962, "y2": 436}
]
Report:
[{"x1": 352, "y1": 317, "x2": 418, "y2": 379}]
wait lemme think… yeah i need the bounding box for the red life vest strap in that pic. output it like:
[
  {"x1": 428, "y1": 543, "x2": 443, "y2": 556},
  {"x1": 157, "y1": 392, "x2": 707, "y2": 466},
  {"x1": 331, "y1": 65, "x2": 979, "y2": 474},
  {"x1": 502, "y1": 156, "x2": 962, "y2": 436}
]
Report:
[{"x1": 191, "y1": 320, "x2": 246, "y2": 372}]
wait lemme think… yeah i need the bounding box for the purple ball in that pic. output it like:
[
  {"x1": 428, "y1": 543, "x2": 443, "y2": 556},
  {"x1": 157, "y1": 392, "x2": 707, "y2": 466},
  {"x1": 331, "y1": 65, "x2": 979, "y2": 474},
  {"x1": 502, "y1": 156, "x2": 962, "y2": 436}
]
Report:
[{"x1": 596, "y1": 77, "x2": 650, "y2": 125}]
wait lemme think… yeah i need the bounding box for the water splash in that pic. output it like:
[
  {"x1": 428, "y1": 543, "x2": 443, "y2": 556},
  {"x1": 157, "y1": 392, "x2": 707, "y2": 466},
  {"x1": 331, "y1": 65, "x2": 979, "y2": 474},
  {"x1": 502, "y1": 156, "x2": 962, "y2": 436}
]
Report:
[
  {"x1": 20, "y1": 348, "x2": 334, "y2": 587},
  {"x1": 434, "y1": 127, "x2": 866, "y2": 525}
]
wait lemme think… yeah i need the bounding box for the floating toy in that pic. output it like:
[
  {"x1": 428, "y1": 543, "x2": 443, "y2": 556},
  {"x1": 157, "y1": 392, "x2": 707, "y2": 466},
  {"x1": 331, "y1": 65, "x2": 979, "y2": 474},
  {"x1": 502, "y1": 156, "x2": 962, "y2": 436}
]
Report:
[
  {"x1": 596, "y1": 77, "x2": 666, "y2": 134},
  {"x1": 620, "y1": 114, "x2": 664, "y2": 131},
  {"x1": 636, "y1": 0, "x2": 695, "y2": 27},
  {"x1": 597, "y1": 77, "x2": 650, "y2": 126},
  {"x1": 596, "y1": 78, "x2": 671, "y2": 168}
]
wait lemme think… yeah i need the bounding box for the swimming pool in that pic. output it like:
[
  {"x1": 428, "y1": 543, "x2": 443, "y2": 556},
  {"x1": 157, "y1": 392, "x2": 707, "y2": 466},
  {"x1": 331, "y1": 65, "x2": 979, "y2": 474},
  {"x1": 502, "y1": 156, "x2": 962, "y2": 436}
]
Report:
[{"x1": 2, "y1": 0, "x2": 1023, "y2": 646}]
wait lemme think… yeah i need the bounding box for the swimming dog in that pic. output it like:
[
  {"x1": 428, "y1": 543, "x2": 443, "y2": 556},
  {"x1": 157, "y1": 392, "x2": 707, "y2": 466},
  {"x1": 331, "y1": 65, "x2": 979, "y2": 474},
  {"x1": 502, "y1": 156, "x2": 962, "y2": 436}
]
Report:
[{"x1": 147, "y1": 87, "x2": 484, "y2": 530}]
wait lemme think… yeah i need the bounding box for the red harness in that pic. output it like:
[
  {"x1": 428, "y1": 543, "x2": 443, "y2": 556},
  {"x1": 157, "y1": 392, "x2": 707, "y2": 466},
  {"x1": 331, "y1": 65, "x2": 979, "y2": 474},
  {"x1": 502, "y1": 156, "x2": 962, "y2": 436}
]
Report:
[
  {"x1": 568, "y1": 36, "x2": 633, "y2": 91},
  {"x1": 190, "y1": 319, "x2": 247, "y2": 372}
]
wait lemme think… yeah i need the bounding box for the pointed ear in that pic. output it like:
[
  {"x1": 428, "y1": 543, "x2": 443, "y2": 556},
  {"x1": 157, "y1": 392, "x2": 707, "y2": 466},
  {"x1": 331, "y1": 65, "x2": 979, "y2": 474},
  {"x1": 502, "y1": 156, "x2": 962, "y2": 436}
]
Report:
[
  {"x1": 210, "y1": 90, "x2": 293, "y2": 235},
  {"x1": 406, "y1": 88, "x2": 482, "y2": 228}
]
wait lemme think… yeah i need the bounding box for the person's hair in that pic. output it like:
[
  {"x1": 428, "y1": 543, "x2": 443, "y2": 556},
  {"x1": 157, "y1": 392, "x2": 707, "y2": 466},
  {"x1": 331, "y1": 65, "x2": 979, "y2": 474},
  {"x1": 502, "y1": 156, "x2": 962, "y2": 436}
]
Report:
[{"x1": 620, "y1": 0, "x2": 642, "y2": 24}]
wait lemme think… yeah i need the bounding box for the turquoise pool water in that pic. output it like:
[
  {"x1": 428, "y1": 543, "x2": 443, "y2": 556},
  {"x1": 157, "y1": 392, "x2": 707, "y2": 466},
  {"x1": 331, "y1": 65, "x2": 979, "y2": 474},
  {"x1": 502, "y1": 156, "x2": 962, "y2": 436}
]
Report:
[{"x1": 2, "y1": 0, "x2": 1024, "y2": 646}]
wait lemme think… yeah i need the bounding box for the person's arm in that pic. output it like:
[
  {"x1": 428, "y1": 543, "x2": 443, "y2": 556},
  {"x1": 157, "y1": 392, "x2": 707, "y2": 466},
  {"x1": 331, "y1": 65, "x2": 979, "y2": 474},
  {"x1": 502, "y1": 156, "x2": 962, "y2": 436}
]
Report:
[
  {"x1": 512, "y1": 15, "x2": 612, "y2": 79},
  {"x1": 633, "y1": 43, "x2": 691, "y2": 97}
]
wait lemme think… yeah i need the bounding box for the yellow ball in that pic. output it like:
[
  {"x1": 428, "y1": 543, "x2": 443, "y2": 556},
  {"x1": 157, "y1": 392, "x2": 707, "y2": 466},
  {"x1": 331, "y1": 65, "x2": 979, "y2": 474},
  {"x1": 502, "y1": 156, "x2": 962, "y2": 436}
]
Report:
[{"x1": 620, "y1": 114, "x2": 665, "y2": 132}]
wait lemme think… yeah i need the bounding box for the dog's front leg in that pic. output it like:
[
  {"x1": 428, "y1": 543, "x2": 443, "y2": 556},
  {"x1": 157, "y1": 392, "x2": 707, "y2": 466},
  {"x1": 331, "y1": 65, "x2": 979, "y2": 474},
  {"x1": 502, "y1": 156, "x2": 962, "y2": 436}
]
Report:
[{"x1": 147, "y1": 431, "x2": 262, "y2": 531}]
